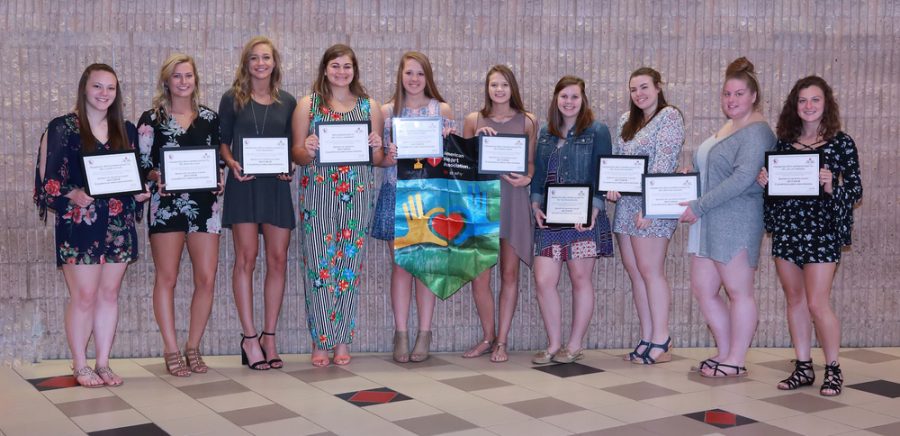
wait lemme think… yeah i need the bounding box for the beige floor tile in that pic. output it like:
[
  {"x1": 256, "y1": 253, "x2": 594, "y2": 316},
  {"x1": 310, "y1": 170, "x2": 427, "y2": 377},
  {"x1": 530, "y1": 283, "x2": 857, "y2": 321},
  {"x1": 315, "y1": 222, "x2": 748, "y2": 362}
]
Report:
[
  {"x1": 811, "y1": 406, "x2": 899, "y2": 429},
  {"x1": 470, "y1": 384, "x2": 545, "y2": 404},
  {"x1": 866, "y1": 421, "x2": 900, "y2": 436},
  {"x1": 437, "y1": 429, "x2": 497, "y2": 436},
  {"x1": 393, "y1": 412, "x2": 478, "y2": 436},
  {"x1": 413, "y1": 363, "x2": 484, "y2": 381},
  {"x1": 762, "y1": 392, "x2": 846, "y2": 413},
  {"x1": 832, "y1": 431, "x2": 882, "y2": 436},
  {"x1": 13, "y1": 360, "x2": 76, "y2": 379},
  {"x1": 70, "y1": 408, "x2": 150, "y2": 433},
  {"x1": 364, "y1": 399, "x2": 443, "y2": 421},
  {"x1": 568, "y1": 370, "x2": 641, "y2": 389},
  {"x1": 157, "y1": 413, "x2": 250, "y2": 436},
  {"x1": 220, "y1": 403, "x2": 299, "y2": 427},
  {"x1": 164, "y1": 369, "x2": 230, "y2": 387},
  {"x1": 450, "y1": 404, "x2": 533, "y2": 427},
  {"x1": 242, "y1": 416, "x2": 327, "y2": 436},
  {"x1": 550, "y1": 386, "x2": 635, "y2": 410},
  {"x1": 285, "y1": 366, "x2": 357, "y2": 384},
  {"x1": 595, "y1": 400, "x2": 678, "y2": 423},
  {"x1": 715, "y1": 379, "x2": 798, "y2": 400},
  {"x1": 602, "y1": 381, "x2": 681, "y2": 401},
  {"x1": 56, "y1": 395, "x2": 132, "y2": 417},
  {"x1": 486, "y1": 418, "x2": 572, "y2": 436},
  {"x1": 505, "y1": 397, "x2": 583, "y2": 418},
  {"x1": 540, "y1": 409, "x2": 625, "y2": 433},
  {"x1": 720, "y1": 422, "x2": 804, "y2": 436},
  {"x1": 0, "y1": 400, "x2": 71, "y2": 428},
  {"x1": 441, "y1": 374, "x2": 511, "y2": 392},
  {"x1": 198, "y1": 391, "x2": 272, "y2": 413},
  {"x1": 641, "y1": 389, "x2": 751, "y2": 414},
  {"x1": 135, "y1": 398, "x2": 217, "y2": 422},
  {"x1": 42, "y1": 385, "x2": 115, "y2": 404},
  {"x1": 110, "y1": 377, "x2": 193, "y2": 407},
  {"x1": 309, "y1": 375, "x2": 383, "y2": 394},
  {"x1": 720, "y1": 399, "x2": 803, "y2": 421},
  {"x1": 857, "y1": 397, "x2": 900, "y2": 419},
  {"x1": 398, "y1": 382, "x2": 497, "y2": 413},
  {"x1": 841, "y1": 349, "x2": 900, "y2": 364},
  {"x1": 303, "y1": 407, "x2": 416, "y2": 436},
  {"x1": 828, "y1": 387, "x2": 894, "y2": 406},
  {"x1": 766, "y1": 413, "x2": 857, "y2": 436},
  {"x1": 1, "y1": 417, "x2": 86, "y2": 436},
  {"x1": 179, "y1": 379, "x2": 249, "y2": 399},
  {"x1": 634, "y1": 415, "x2": 723, "y2": 436}
]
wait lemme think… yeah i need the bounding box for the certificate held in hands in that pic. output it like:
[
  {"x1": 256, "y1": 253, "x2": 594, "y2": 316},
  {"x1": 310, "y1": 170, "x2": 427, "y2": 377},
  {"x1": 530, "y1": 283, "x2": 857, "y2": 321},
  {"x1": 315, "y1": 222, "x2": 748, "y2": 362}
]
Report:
[
  {"x1": 160, "y1": 146, "x2": 219, "y2": 193},
  {"x1": 316, "y1": 120, "x2": 372, "y2": 166},
  {"x1": 240, "y1": 137, "x2": 290, "y2": 176},
  {"x1": 478, "y1": 134, "x2": 528, "y2": 175},
  {"x1": 765, "y1": 150, "x2": 823, "y2": 198},
  {"x1": 642, "y1": 173, "x2": 700, "y2": 219},
  {"x1": 597, "y1": 155, "x2": 648, "y2": 194},
  {"x1": 80, "y1": 149, "x2": 145, "y2": 198},
  {"x1": 393, "y1": 117, "x2": 443, "y2": 159},
  {"x1": 543, "y1": 184, "x2": 593, "y2": 227}
]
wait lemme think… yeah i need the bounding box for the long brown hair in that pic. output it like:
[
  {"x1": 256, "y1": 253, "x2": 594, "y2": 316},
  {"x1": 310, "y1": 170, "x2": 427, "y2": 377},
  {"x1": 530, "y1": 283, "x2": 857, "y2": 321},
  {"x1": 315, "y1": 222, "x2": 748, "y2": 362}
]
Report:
[
  {"x1": 620, "y1": 67, "x2": 675, "y2": 141},
  {"x1": 546, "y1": 76, "x2": 594, "y2": 138},
  {"x1": 230, "y1": 36, "x2": 283, "y2": 110},
  {"x1": 312, "y1": 44, "x2": 369, "y2": 101},
  {"x1": 776, "y1": 75, "x2": 841, "y2": 143},
  {"x1": 152, "y1": 53, "x2": 201, "y2": 121},
  {"x1": 479, "y1": 65, "x2": 527, "y2": 118},
  {"x1": 388, "y1": 51, "x2": 445, "y2": 117},
  {"x1": 76, "y1": 63, "x2": 128, "y2": 153},
  {"x1": 724, "y1": 57, "x2": 762, "y2": 111}
]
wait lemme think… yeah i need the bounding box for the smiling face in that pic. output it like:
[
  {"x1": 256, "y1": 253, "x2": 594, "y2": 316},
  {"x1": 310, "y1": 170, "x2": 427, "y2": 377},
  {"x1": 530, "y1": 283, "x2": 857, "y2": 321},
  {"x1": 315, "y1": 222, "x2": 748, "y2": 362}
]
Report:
[
  {"x1": 247, "y1": 43, "x2": 275, "y2": 82},
  {"x1": 167, "y1": 62, "x2": 195, "y2": 100},
  {"x1": 326, "y1": 55, "x2": 354, "y2": 88},
  {"x1": 557, "y1": 84, "x2": 583, "y2": 121},
  {"x1": 721, "y1": 78, "x2": 757, "y2": 120},
  {"x1": 629, "y1": 74, "x2": 660, "y2": 117},
  {"x1": 796, "y1": 85, "x2": 825, "y2": 124},
  {"x1": 487, "y1": 71, "x2": 511, "y2": 106},
  {"x1": 401, "y1": 58, "x2": 425, "y2": 97},
  {"x1": 84, "y1": 70, "x2": 117, "y2": 114}
]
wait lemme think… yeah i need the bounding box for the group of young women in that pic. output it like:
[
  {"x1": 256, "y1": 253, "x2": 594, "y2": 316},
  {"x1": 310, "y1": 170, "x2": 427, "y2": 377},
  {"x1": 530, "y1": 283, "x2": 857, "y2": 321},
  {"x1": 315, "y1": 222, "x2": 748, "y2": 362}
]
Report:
[{"x1": 34, "y1": 37, "x2": 862, "y2": 398}]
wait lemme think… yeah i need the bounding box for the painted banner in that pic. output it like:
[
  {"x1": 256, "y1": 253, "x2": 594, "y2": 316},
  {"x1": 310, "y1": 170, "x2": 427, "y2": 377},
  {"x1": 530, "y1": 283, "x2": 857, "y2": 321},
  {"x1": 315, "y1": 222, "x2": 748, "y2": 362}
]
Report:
[{"x1": 394, "y1": 134, "x2": 500, "y2": 300}]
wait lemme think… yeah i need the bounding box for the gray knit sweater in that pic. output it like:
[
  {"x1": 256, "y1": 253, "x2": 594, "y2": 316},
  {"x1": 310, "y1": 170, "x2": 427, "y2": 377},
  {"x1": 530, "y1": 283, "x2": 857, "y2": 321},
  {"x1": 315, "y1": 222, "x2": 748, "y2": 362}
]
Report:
[{"x1": 688, "y1": 121, "x2": 776, "y2": 268}]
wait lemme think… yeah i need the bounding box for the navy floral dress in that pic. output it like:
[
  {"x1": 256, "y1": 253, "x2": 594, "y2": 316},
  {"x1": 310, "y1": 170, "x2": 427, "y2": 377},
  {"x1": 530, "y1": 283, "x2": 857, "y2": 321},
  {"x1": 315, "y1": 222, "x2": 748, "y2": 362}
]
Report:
[
  {"x1": 763, "y1": 132, "x2": 863, "y2": 265},
  {"x1": 137, "y1": 106, "x2": 222, "y2": 234},
  {"x1": 34, "y1": 113, "x2": 141, "y2": 266}
]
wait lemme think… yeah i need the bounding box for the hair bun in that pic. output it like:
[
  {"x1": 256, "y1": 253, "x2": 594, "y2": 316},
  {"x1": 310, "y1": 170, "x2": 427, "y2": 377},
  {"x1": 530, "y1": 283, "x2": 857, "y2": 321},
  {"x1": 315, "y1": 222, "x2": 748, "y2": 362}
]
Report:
[{"x1": 726, "y1": 57, "x2": 755, "y2": 76}]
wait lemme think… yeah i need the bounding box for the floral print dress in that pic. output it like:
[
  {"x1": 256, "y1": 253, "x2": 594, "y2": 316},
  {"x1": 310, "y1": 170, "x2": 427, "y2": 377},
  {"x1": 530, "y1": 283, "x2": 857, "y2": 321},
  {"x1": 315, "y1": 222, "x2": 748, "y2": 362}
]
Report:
[
  {"x1": 34, "y1": 113, "x2": 141, "y2": 266},
  {"x1": 298, "y1": 93, "x2": 377, "y2": 349},
  {"x1": 137, "y1": 106, "x2": 222, "y2": 234}
]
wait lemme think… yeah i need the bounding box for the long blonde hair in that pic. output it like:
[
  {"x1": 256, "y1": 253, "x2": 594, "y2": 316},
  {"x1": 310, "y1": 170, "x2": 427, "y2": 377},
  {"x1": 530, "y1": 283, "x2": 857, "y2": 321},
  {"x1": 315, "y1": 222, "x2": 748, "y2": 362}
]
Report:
[
  {"x1": 151, "y1": 53, "x2": 200, "y2": 120},
  {"x1": 231, "y1": 36, "x2": 283, "y2": 110}
]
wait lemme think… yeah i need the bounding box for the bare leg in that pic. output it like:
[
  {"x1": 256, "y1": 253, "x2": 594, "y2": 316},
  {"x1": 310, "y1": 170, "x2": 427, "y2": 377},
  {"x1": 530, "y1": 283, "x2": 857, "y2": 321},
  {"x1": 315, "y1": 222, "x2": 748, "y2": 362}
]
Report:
[
  {"x1": 775, "y1": 259, "x2": 812, "y2": 361},
  {"x1": 565, "y1": 258, "x2": 596, "y2": 352},
  {"x1": 150, "y1": 232, "x2": 186, "y2": 354},
  {"x1": 533, "y1": 256, "x2": 564, "y2": 353},
  {"x1": 715, "y1": 251, "x2": 758, "y2": 372},
  {"x1": 259, "y1": 224, "x2": 290, "y2": 364},
  {"x1": 92, "y1": 262, "x2": 129, "y2": 385},
  {"x1": 493, "y1": 240, "x2": 521, "y2": 361},
  {"x1": 690, "y1": 255, "x2": 728, "y2": 365},
  {"x1": 231, "y1": 223, "x2": 267, "y2": 368},
  {"x1": 617, "y1": 234, "x2": 651, "y2": 357},
  {"x1": 389, "y1": 247, "x2": 414, "y2": 332},
  {"x1": 631, "y1": 236, "x2": 672, "y2": 359},
  {"x1": 414, "y1": 278, "x2": 437, "y2": 331},
  {"x1": 466, "y1": 267, "x2": 496, "y2": 357},
  {"x1": 184, "y1": 232, "x2": 220, "y2": 349},
  {"x1": 804, "y1": 263, "x2": 839, "y2": 363},
  {"x1": 62, "y1": 264, "x2": 103, "y2": 386}
]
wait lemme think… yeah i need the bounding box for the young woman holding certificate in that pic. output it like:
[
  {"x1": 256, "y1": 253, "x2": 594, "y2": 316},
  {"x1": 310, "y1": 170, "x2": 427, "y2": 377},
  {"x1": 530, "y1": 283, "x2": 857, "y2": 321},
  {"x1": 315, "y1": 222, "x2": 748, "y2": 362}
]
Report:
[
  {"x1": 606, "y1": 67, "x2": 684, "y2": 365},
  {"x1": 462, "y1": 65, "x2": 537, "y2": 363},
  {"x1": 678, "y1": 57, "x2": 775, "y2": 378},
  {"x1": 372, "y1": 51, "x2": 454, "y2": 363},
  {"x1": 292, "y1": 44, "x2": 384, "y2": 367},
  {"x1": 757, "y1": 76, "x2": 862, "y2": 396},
  {"x1": 219, "y1": 37, "x2": 297, "y2": 370},
  {"x1": 137, "y1": 54, "x2": 222, "y2": 377},
  {"x1": 530, "y1": 76, "x2": 613, "y2": 364},
  {"x1": 35, "y1": 63, "x2": 150, "y2": 387}
]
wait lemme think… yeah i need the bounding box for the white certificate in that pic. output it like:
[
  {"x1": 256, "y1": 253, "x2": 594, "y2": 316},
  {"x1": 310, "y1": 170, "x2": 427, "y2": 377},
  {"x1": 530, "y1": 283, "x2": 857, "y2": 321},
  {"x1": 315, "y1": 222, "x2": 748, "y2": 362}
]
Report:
[
  {"x1": 642, "y1": 173, "x2": 700, "y2": 219},
  {"x1": 317, "y1": 120, "x2": 371, "y2": 165},
  {"x1": 80, "y1": 150, "x2": 145, "y2": 198},
  {"x1": 393, "y1": 117, "x2": 443, "y2": 159},
  {"x1": 544, "y1": 184, "x2": 592, "y2": 227},
  {"x1": 240, "y1": 137, "x2": 290, "y2": 176},
  {"x1": 478, "y1": 134, "x2": 528, "y2": 174},
  {"x1": 160, "y1": 147, "x2": 219, "y2": 192},
  {"x1": 766, "y1": 151, "x2": 822, "y2": 197},
  {"x1": 597, "y1": 155, "x2": 648, "y2": 194}
]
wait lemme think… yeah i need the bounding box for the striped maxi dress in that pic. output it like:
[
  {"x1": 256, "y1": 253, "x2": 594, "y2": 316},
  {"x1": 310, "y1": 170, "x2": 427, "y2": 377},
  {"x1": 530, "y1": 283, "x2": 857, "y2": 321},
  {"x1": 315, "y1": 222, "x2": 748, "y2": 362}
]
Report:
[{"x1": 298, "y1": 93, "x2": 377, "y2": 350}]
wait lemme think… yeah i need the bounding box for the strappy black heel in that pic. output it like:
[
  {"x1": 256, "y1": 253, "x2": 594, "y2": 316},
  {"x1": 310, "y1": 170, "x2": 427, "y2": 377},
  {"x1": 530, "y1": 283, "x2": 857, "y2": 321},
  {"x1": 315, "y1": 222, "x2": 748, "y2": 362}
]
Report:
[
  {"x1": 240, "y1": 333, "x2": 269, "y2": 370},
  {"x1": 624, "y1": 339, "x2": 650, "y2": 361},
  {"x1": 820, "y1": 361, "x2": 843, "y2": 396},
  {"x1": 633, "y1": 337, "x2": 673, "y2": 365},
  {"x1": 259, "y1": 331, "x2": 284, "y2": 369},
  {"x1": 777, "y1": 360, "x2": 815, "y2": 390}
]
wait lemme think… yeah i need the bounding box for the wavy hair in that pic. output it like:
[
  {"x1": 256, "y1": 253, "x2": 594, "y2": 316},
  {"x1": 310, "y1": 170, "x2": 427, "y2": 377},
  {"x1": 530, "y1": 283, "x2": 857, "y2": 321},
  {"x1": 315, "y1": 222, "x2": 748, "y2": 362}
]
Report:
[
  {"x1": 479, "y1": 64, "x2": 527, "y2": 118},
  {"x1": 151, "y1": 53, "x2": 200, "y2": 120},
  {"x1": 230, "y1": 36, "x2": 282, "y2": 110},
  {"x1": 620, "y1": 67, "x2": 678, "y2": 141},
  {"x1": 75, "y1": 63, "x2": 128, "y2": 152},
  {"x1": 776, "y1": 75, "x2": 841, "y2": 143}
]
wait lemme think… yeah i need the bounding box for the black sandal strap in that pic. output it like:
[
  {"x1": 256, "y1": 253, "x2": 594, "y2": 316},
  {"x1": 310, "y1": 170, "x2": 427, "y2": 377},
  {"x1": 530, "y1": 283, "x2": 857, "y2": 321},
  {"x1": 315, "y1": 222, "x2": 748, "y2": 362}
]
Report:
[
  {"x1": 627, "y1": 339, "x2": 651, "y2": 361},
  {"x1": 821, "y1": 362, "x2": 843, "y2": 395},
  {"x1": 778, "y1": 360, "x2": 815, "y2": 390},
  {"x1": 712, "y1": 362, "x2": 747, "y2": 376},
  {"x1": 261, "y1": 331, "x2": 276, "y2": 336}
]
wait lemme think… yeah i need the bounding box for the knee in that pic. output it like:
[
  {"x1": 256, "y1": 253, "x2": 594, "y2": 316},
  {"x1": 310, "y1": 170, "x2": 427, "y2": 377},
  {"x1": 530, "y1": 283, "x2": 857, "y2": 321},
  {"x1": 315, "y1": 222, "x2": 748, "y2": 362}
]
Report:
[
  {"x1": 70, "y1": 288, "x2": 99, "y2": 311},
  {"x1": 96, "y1": 285, "x2": 121, "y2": 305},
  {"x1": 265, "y1": 252, "x2": 287, "y2": 275},
  {"x1": 154, "y1": 269, "x2": 178, "y2": 290},
  {"x1": 234, "y1": 252, "x2": 258, "y2": 273},
  {"x1": 193, "y1": 272, "x2": 217, "y2": 295},
  {"x1": 499, "y1": 267, "x2": 519, "y2": 287},
  {"x1": 806, "y1": 297, "x2": 834, "y2": 320},
  {"x1": 783, "y1": 288, "x2": 807, "y2": 307}
]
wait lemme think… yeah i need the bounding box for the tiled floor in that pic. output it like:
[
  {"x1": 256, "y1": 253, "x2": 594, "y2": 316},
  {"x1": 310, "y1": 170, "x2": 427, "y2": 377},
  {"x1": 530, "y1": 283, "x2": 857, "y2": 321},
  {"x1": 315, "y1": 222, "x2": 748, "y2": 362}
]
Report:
[{"x1": 3, "y1": 347, "x2": 900, "y2": 435}]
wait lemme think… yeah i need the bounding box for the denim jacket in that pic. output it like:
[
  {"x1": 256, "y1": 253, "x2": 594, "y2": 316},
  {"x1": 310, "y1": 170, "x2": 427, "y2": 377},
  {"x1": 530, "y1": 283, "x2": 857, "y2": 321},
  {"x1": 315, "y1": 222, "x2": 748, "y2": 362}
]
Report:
[{"x1": 530, "y1": 120, "x2": 612, "y2": 210}]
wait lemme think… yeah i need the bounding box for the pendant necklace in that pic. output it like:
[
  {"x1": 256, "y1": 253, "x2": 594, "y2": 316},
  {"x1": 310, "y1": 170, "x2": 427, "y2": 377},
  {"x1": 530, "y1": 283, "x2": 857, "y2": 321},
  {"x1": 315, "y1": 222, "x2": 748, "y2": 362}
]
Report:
[{"x1": 251, "y1": 98, "x2": 270, "y2": 136}]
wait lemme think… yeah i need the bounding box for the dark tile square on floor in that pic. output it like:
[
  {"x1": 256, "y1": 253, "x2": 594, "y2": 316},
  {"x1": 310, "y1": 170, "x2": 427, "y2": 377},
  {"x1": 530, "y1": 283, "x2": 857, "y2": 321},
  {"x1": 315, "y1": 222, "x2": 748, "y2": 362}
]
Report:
[
  {"x1": 840, "y1": 349, "x2": 900, "y2": 364},
  {"x1": 440, "y1": 374, "x2": 511, "y2": 392},
  {"x1": 177, "y1": 379, "x2": 249, "y2": 399},
  {"x1": 602, "y1": 381, "x2": 680, "y2": 401},
  {"x1": 286, "y1": 365, "x2": 356, "y2": 383},
  {"x1": 532, "y1": 361, "x2": 605, "y2": 378},
  {"x1": 393, "y1": 413, "x2": 477, "y2": 436},
  {"x1": 26, "y1": 374, "x2": 79, "y2": 391},
  {"x1": 761, "y1": 392, "x2": 844, "y2": 413},
  {"x1": 336, "y1": 387, "x2": 412, "y2": 407},
  {"x1": 683, "y1": 408, "x2": 756, "y2": 429},
  {"x1": 505, "y1": 396, "x2": 583, "y2": 418},
  {"x1": 847, "y1": 380, "x2": 900, "y2": 398},
  {"x1": 87, "y1": 423, "x2": 170, "y2": 436}
]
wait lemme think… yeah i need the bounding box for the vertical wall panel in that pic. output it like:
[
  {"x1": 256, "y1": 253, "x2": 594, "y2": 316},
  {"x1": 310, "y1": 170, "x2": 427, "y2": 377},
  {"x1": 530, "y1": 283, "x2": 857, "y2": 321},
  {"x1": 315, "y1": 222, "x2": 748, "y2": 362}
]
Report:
[{"x1": 0, "y1": 0, "x2": 897, "y2": 363}]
